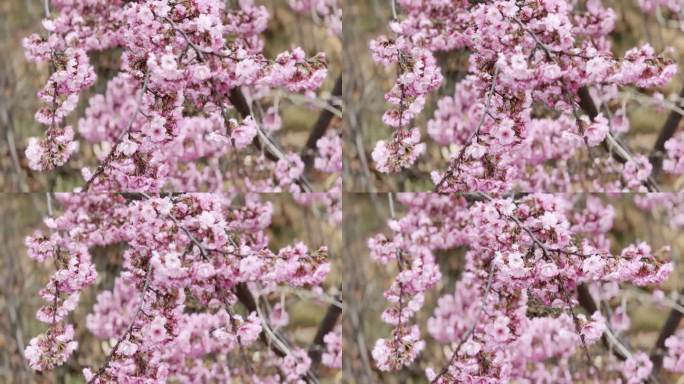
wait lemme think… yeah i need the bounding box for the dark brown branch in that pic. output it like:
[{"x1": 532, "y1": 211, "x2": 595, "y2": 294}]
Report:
[
  {"x1": 87, "y1": 263, "x2": 153, "y2": 384},
  {"x1": 577, "y1": 86, "x2": 660, "y2": 191},
  {"x1": 228, "y1": 88, "x2": 278, "y2": 163},
  {"x1": 228, "y1": 87, "x2": 314, "y2": 192},
  {"x1": 578, "y1": 86, "x2": 626, "y2": 164},
  {"x1": 649, "y1": 85, "x2": 684, "y2": 179},
  {"x1": 236, "y1": 283, "x2": 319, "y2": 383},
  {"x1": 228, "y1": 88, "x2": 253, "y2": 121},
  {"x1": 234, "y1": 282, "x2": 283, "y2": 356},
  {"x1": 577, "y1": 87, "x2": 599, "y2": 120},
  {"x1": 307, "y1": 296, "x2": 342, "y2": 368},
  {"x1": 302, "y1": 74, "x2": 342, "y2": 169},
  {"x1": 650, "y1": 290, "x2": 684, "y2": 376},
  {"x1": 576, "y1": 284, "x2": 627, "y2": 361}
]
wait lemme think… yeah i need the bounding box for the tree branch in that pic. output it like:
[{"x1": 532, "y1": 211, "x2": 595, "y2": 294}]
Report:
[
  {"x1": 83, "y1": 72, "x2": 149, "y2": 191},
  {"x1": 577, "y1": 283, "x2": 627, "y2": 361},
  {"x1": 430, "y1": 262, "x2": 495, "y2": 384},
  {"x1": 649, "y1": 85, "x2": 684, "y2": 179},
  {"x1": 302, "y1": 74, "x2": 342, "y2": 170},
  {"x1": 307, "y1": 295, "x2": 342, "y2": 369},
  {"x1": 87, "y1": 263, "x2": 153, "y2": 384},
  {"x1": 577, "y1": 87, "x2": 661, "y2": 192},
  {"x1": 650, "y1": 290, "x2": 684, "y2": 376},
  {"x1": 235, "y1": 283, "x2": 320, "y2": 384},
  {"x1": 228, "y1": 88, "x2": 314, "y2": 192}
]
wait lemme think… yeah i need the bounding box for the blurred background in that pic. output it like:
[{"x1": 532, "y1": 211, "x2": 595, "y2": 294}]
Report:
[
  {"x1": 0, "y1": 193, "x2": 342, "y2": 383},
  {"x1": 0, "y1": 0, "x2": 341, "y2": 192},
  {"x1": 342, "y1": 193, "x2": 684, "y2": 383},
  {"x1": 342, "y1": 1, "x2": 684, "y2": 192}
]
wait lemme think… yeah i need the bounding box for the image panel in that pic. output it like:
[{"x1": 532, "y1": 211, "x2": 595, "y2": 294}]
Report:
[
  {"x1": 343, "y1": 1, "x2": 684, "y2": 192},
  {"x1": 0, "y1": 1, "x2": 341, "y2": 193},
  {"x1": 0, "y1": 192, "x2": 341, "y2": 383},
  {"x1": 343, "y1": 192, "x2": 684, "y2": 383}
]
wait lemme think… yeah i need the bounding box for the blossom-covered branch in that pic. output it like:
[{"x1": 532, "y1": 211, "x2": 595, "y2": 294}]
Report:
[
  {"x1": 23, "y1": 193, "x2": 339, "y2": 382},
  {"x1": 23, "y1": 0, "x2": 341, "y2": 193},
  {"x1": 368, "y1": 193, "x2": 674, "y2": 382},
  {"x1": 369, "y1": 1, "x2": 680, "y2": 191}
]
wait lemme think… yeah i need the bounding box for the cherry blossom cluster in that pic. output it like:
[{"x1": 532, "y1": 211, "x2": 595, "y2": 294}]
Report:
[
  {"x1": 664, "y1": 330, "x2": 684, "y2": 372},
  {"x1": 23, "y1": 0, "x2": 339, "y2": 193},
  {"x1": 289, "y1": 0, "x2": 342, "y2": 37},
  {"x1": 635, "y1": 192, "x2": 684, "y2": 229},
  {"x1": 638, "y1": 0, "x2": 683, "y2": 12},
  {"x1": 321, "y1": 324, "x2": 342, "y2": 369},
  {"x1": 22, "y1": 35, "x2": 95, "y2": 171},
  {"x1": 24, "y1": 228, "x2": 97, "y2": 371},
  {"x1": 664, "y1": 132, "x2": 684, "y2": 175},
  {"x1": 369, "y1": 39, "x2": 441, "y2": 173},
  {"x1": 370, "y1": 1, "x2": 679, "y2": 192},
  {"x1": 369, "y1": 193, "x2": 675, "y2": 382},
  {"x1": 23, "y1": 193, "x2": 338, "y2": 383},
  {"x1": 293, "y1": 130, "x2": 343, "y2": 224}
]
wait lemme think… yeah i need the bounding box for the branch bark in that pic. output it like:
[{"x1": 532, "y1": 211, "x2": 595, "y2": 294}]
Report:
[
  {"x1": 302, "y1": 74, "x2": 342, "y2": 169},
  {"x1": 649, "y1": 85, "x2": 684, "y2": 179},
  {"x1": 228, "y1": 88, "x2": 314, "y2": 192},
  {"x1": 576, "y1": 283, "x2": 628, "y2": 361},
  {"x1": 236, "y1": 283, "x2": 320, "y2": 384},
  {"x1": 577, "y1": 87, "x2": 660, "y2": 192},
  {"x1": 650, "y1": 290, "x2": 684, "y2": 376},
  {"x1": 87, "y1": 263, "x2": 153, "y2": 384},
  {"x1": 307, "y1": 295, "x2": 342, "y2": 369},
  {"x1": 234, "y1": 282, "x2": 282, "y2": 355}
]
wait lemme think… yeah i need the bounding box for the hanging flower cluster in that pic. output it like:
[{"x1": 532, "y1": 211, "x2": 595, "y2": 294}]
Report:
[
  {"x1": 368, "y1": 193, "x2": 675, "y2": 382},
  {"x1": 23, "y1": 193, "x2": 339, "y2": 383},
  {"x1": 369, "y1": 1, "x2": 679, "y2": 192},
  {"x1": 23, "y1": 0, "x2": 340, "y2": 194}
]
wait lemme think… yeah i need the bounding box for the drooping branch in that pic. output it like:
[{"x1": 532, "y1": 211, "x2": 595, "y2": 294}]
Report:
[
  {"x1": 430, "y1": 262, "x2": 496, "y2": 384},
  {"x1": 480, "y1": 193, "x2": 649, "y2": 377},
  {"x1": 236, "y1": 283, "x2": 320, "y2": 384},
  {"x1": 307, "y1": 297, "x2": 342, "y2": 368},
  {"x1": 166, "y1": 15, "x2": 317, "y2": 192},
  {"x1": 86, "y1": 263, "x2": 153, "y2": 384},
  {"x1": 434, "y1": 67, "x2": 499, "y2": 192},
  {"x1": 228, "y1": 88, "x2": 314, "y2": 192},
  {"x1": 302, "y1": 74, "x2": 342, "y2": 169},
  {"x1": 650, "y1": 290, "x2": 684, "y2": 376},
  {"x1": 576, "y1": 283, "x2": 628, "y2": 361},
  {"x1": 649, "y1": 85, "x2": 684, "y2": 179},
  {"x1": 234, "y1": 282, "x2": 280, "y2": 354},
  {"x1": 577, "y1": 283, "x2": 664, "y2": 384},
  {"x1": 82, "y1": 72, "x2": 150, "y2": 191},
  {"x1": 577, "y1": 86, "x2": 661, "y2": 192}
]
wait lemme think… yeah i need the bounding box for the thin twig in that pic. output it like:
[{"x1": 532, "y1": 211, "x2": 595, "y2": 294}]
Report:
[
  {"x1": 228, "y1": 88, "x2": 315, "y2": 192},
  {"x1": 302, "y1": 73, "x2": 342, "y2": 169},
  {"x1": 82, "y1": 72, "x2": 150, "y2": 191},
  {"x1": 434, "y1": 67, "x2": 499, "y2": 192},
  {"x1": 430, "y1": 262, "x2": 496, "y2": 384},
  {"x1": 87, "y1": 263, "x2": 153, "y2": 384},
  {"x1": 307, "y1": 297, "x2": 342, "y2": 369}
]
